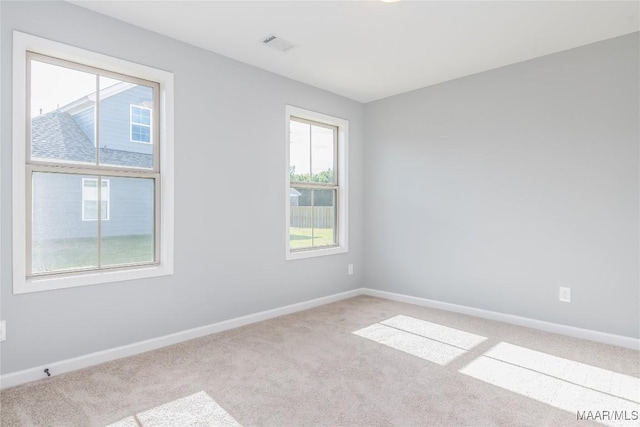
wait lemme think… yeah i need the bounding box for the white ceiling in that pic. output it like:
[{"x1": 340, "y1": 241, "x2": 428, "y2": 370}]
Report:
[{"x1": 70, "y1": 1, "x2": 639, "y2": 103}]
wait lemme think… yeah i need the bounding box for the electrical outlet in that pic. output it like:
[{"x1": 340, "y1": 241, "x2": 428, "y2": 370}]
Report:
[
  {"x1": 0, "y1": 321, "x2": 5, "y2": 341},
  {"x1": 348, "y1": 264, "x2": 354, "y2": 275},
  {"x1": 559, "y1": 287, "x2": 571, "y2": 303}
]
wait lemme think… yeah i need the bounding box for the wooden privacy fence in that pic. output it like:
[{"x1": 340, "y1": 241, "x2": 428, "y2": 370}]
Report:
[{"x1": 290, "y1": 207, "x2": 335, "y2": 228}]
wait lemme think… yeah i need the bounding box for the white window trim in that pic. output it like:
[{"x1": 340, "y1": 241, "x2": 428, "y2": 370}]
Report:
[
  {"x1": 285, "y1": 105, "x2": 349, "y2": 260},
  {"x1": 130, "y1": 104, "x2": 153, "y2": 144},
  {"x1": 81, "y1": 178, "x2": 110, "y2": 221},
  {"x1": 12, "y1": 31, "x2": 175, "y2": 294}
]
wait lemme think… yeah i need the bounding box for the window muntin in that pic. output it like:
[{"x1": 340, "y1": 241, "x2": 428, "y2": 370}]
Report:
[
  {"x1": 130, "y1": 104, "x2": 152, "y2": 144},
  {"x1": 26, "y1": 52, "x2": 160, "y2": 278},
  {"x1": 82, "y1": 178, "x2": 110, "y2": 221},
  {"x1": 288, "y1": 116, "x2": 339, "y2": 252}
]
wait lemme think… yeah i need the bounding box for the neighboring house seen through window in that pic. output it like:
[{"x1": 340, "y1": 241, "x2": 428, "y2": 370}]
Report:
[
  {"x1": 286, "y1": 106, "x2": 349, "y2": 260},
  {"x1": 12, "y1": 32, "x2": 174, "y2": 294}
]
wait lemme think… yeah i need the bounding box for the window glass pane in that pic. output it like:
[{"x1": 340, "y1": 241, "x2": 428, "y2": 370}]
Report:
[
  {"x1": 99, "y1": 77, "x2": 154, "y2": 168},
  {"x1": 100, "y1": 177, "x2": 155, "y2": 267},
  {"x1": 311, "y1": 189, "x2": 336, "y2": 247},
  {"x1": 289, "y1": 187, "x2": 337, "y2": 249},
  {"x1": 311, "y1": 124, "x2": 335, "y2": 184},
  {"x1": 30, "y1": 60, "x2": 97, "y2": 165},
  {"x1": 32, "y1": 172, "x2": 98, "y2": 274},
  {"x1": 131, "y1": 124, "x2": 151, "y2": 142},
  {"x1": 84, "y1": 201, "x2": 98, "y2": 221},
  {"x1": 132, "y1": 106, "x2": 151, "y2": 126},
  {"x1": 289, "y1": 119, "x2": 311, "y2": 182},
  {"x1": 142, "y1": 126, "x2": 151, "y2": 140},
  {"x1": 290, "y1": 187, "x2": 312, "y2": 249}
]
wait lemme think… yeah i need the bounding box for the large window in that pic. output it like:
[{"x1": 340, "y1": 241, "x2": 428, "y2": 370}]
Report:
[
  {"x1": 13, "y1": 32, "x2": 174, "y2": 293},
  {"x1": 286, "y1": 106, "x2": 349, "y2": 260}
]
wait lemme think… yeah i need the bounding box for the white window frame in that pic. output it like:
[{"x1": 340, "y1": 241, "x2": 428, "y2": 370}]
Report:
[
  {"x1": 82, "y1": 178, "x2": 110, "y2": 221},
  {"x1": 130, "y1": 104, "x2": 153, "y2": 144},
  {"x1": 12, "y1": 31, "x2": 175, "y2": 294},
  {"x1": 285, "y1": 105, "x2": 349, "y2": 260}
]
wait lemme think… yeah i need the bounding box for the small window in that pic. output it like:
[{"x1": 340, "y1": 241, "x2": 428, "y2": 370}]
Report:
[
  {"x1": 82, "y1": 178, "x2": 110, "y2": 221},
  {"x1": 130, "y1": 105, "x2": 152, "y2": 143},
  {"x1": 286, "y1": 106, "x2": 349, "y2": 260}
]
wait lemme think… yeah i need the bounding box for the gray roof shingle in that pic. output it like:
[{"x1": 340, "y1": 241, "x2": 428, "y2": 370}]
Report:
[{"x1": 31, "y1": 111, "x2": 153, "y2": 169}]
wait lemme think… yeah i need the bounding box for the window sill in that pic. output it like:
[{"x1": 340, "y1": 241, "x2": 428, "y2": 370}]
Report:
[
  {"x1": 14, "y1": 264, "x2": 173, "y2": 294},
  {"x1": 286, "y1": 245, "x2": 348, "y2": 261}
]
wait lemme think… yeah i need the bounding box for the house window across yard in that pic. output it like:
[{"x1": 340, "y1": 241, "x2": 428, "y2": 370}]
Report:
[
  {"x1": 13, "y1": 31, "x2": 174, "y2": 293},
  {"x1": 286, "y1": 106, "x2": 349, "y2": 260},
  {"x1": 130, "y1": 105, "x2": 152, "y2": 143},
  {"x1": 82, "y1": 178, "x2": 110, "y2": 221}
]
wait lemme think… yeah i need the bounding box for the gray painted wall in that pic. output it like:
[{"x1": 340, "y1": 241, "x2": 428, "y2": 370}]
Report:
[
  {"x1": 364, "y1": 33, "x2": 639, "y2": 338},
  {"x1": 1, "y1": 1, "x2": 637, "y2": 377},
  {"x1": 0, "y1": 1, "x2": 364, "y2": 374}
]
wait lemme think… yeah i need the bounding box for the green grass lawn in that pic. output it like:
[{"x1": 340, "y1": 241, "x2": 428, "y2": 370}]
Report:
[
  {"x1": 33, "y1": 230, "x2": 333, "y2": 273},
  {"x1": 290, "y1": 227, "x2": 336, "y2": 249},
  {"x1": 32, "y1": 234, "x2": 154, "y2": 274}
]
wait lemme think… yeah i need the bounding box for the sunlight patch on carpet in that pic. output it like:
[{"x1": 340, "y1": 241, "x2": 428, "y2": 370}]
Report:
[
  {"x1": 353, "y1": 315, "x2": 486, "y2": 365},
  {"x1": 460, "y1": 343, "x2": 640, "y2": 426},
  {"x1": 380, "y1": 315, "x2": 487, "y2": 350},
  {"x1": 107, "y1": 391, "x2": 241, "y2": 427},
  {"x1": 483, "y1": 342, "x2": 640, "y2": 402}
]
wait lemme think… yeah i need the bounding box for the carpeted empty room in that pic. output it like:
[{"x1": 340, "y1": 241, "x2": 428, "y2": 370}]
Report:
[
  {"x1": 1, "y1": 1, "x2": 639, "y2": 426},
  {"x1": 2, "y1": 296, "x2": 638, "y2": 426}
]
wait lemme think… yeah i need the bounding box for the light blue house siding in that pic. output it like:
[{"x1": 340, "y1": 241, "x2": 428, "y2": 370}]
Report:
[
  {"x1": 32, "y1": 173, "x2": 154, "y2": 241},
  {"x1": 31, "y1": 85, "x2": 155, "y2": 242},
  {"x1": 74, "y1": 107, "x2": 95, "y2": 146},
  {"x1": 74, "y1": 85, "x2": 153, "y2": 155},
  {"x1": 101, "y1": 176, "x2": 154, "y2": 238}
]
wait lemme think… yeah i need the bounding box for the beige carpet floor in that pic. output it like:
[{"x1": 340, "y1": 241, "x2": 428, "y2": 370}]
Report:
[{"x1": 1, "y1": 296, "x2": 638, "y2": 426}]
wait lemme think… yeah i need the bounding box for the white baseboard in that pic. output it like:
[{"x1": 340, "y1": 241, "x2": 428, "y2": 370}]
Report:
[
  {"x1": 361, "y1": 288, "x2": 640, "y2": 350},
  {"x1": 0, "y1": 288, "x2": 361, "y2": 390},
  {"x1": 2, "y1": 286, "x2": 637, "y2": 389}
]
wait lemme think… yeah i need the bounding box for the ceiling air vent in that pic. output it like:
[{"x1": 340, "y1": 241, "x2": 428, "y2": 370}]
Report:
[{"x1": 261, "y1": 34, "x2": 296, "y2": 53}]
